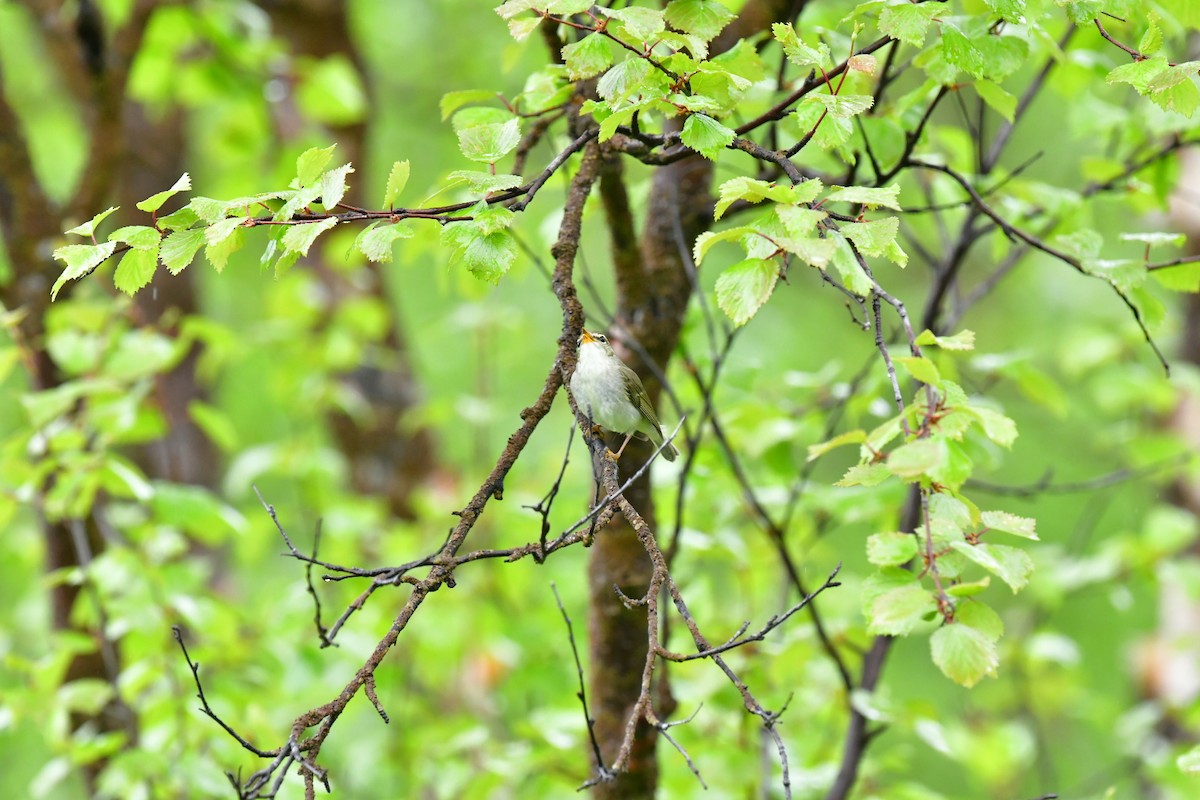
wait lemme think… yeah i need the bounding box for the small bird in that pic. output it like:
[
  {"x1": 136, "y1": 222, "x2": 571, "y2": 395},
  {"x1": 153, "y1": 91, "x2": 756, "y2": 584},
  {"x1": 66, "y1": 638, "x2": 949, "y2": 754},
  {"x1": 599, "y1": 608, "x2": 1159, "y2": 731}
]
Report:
[{"x1": 570, "y1": 328, "x2": 679, "y2": 462}]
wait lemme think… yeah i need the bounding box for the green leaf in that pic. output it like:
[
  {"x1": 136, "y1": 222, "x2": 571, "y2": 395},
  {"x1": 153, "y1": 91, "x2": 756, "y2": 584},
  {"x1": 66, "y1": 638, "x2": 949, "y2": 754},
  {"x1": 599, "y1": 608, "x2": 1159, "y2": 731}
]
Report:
[
  {"x1": 442, "y1": 208, "x2": 519, "y2": 284},
  {"x1": 896, "y1": 356, "x2": 942, "y2": 387},
  {"x1": 320, "y1": 163, "x2": 354, "y2": 210},
  {"x1": 562, "y1": 34, "x2": 614, "y2": 80},
  {"x1": 867, "y1": 531, "x2": 918, "y2": 567},
  {"x1": 296, "y1": 145, "x2": 336, "y2": 187},
  {"x1": 1139, "y1": 14, "x2": 1163, "y2": 55},
  {"x1": 775, "y1": 206, "x2": 827, "y2": 236},
  {"x1": 67, "y1": 206, "x2": 120, "y2": 237},
  {"x1": 825, "y1": 184, "x2": 901, "y2": 210},
  {"x1": 693, "y1": 226, "x2": 755, "y2": 264},
  {"x1": 1121, "y1": 231, "x2": 1187, "y2": 248},
  {"x1": 715, "y1": 258, "x2": 779, "y2": 326},
  {"x1": 887, "y1": 437, "x2": 944, "y2": 480},
  {"x1": 681, "y1": 113, "x2": 735, "y2": 160},
  {"x1": 1178, "y1": 745, "x2": 1200, "y2": 774},
  {"x1": 204, "y1": 216, "x2": 248, "y2": 247},
  {"x1": 807, "y1": 429, "x2": 866, "y2": 461},
  {"x1": 457, "y1": 118, "x2": 522, "y2": 163},
  {"x1": 985, "y1": 0, "x2": 1025, "y2": 24},
  {"x1": 113, "y1": 247, "x2": 158, "y2": 295},
  {"x1": 597, "y1": 57, "x2": 655, "y2": 103},
  {"x1": 772, "y1": 22, "x2": 831, "y2": 69},
  {"x1": 967, "y1": 405, "x2": 1018, "y2": 447},
  {"x1": 949, "y1": 541, "x2": 1034, "y2": 593},
  {"x1": 447, "y1": 170, "x2": 524, "y2": 194},
  {"x1": 160, "y1": 227, "x2": 206, "y2": 275},
  {"x1": 867, "y1": 583, "x2": 936, "y2": 635},
  {"x1": 136, "y1": 173, "x2": 192, "y2": 213},
  {"x1": 842, "y1": 216, "x2": 906, "y2": 266},
  {"x1": 981, "y1": 510, "x2": 1038, "y2": 540},
  {"x1": 107, "y1": 225, "x2": 161, "y2": 249},
  {"x1": 440, "y1": 89, "x2": 497, "y2": 121},
  {"x1": 829, "y1": 234, "x2": 874, "y2": 296},
  {"x1": 835, "y1": 462, "x2": 891, "y2": 487},
  {"x1": 599, "y1": 6, "x2": 665, "y2": 42},
  {"x1": 384, "y1": 160, "x2": 411, "y2": 207},
  {"x1": 51, "y1": 241, "x2": 118, "y2": 300},
  {"x1": 975, "y1": 79, "x2": 1016, "y2": 122},
  {"x1": 355, "y1": 221, "x2": 414, "y2": 263},
  {"x1": 931, "y1": 623, "x2": 999, "y2": 687},
  {"x1": 275, "y1": 184, "x2": 323, "y2": 222},
  {"x1": 1107, "y1": 57, "x2": 1169, "y2": 93},
  {"x1": 713, "y1": 176, "x2": 820, "y2": 219},
  {"x1": 940, "y1": 25, "x2": 985, "y2": 79},
  {"x1": 878, "y1": 3, "x2": 940, "y2": 47},
  {"x1": 205, "y1": 227, "x2": 244, "y2": 273},
  {"x1": 915, "y1": 329, "x2": 976, "y2": 350},
  {"x1": 282, "y1": 217, "x2": 338, "y2": 256},
  {"x1": 806, "y1": 93, "x2": 875, "y2": 118},
  {"x1": 664, "y1": 0, "x2": 735, "y2": 41}
]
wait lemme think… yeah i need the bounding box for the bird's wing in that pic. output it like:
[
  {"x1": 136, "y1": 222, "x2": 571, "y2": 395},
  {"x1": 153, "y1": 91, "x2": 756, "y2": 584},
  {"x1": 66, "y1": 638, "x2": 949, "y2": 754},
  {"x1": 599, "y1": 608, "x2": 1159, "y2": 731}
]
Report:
[{"x1": 622, "y1": 364, "x2": 663, "y2": 434}]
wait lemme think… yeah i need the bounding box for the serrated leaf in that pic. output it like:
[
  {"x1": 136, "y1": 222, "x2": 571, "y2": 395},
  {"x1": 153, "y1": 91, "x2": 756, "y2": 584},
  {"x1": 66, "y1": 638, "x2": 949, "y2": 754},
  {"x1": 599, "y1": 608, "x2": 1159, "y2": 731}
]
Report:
[
  {"x1": 985, "y1": 0, "x2": 1025, "y2": 24},
  {"x1": 772, "y1": 22, "x2": 830, "y2": 69},
  {"x1": 67, "y1": 206, "x2": 120, "y2": 237},
  {"x1": 896, "y1": 356, "x2": 942, "y2": 386},
  {"x1": 382, "y1": 160, "x2": 411, "y2": 209},
  {"x1": 320, "y1": 163, "x2": 354, "y2": 210},
  {"x1": 807, "y1": 429, "x2": 866, "y2": 461},
  {"x1": 714, "y1": 176, "x2": 819, "y2": 219},
  {"x1": 281, "y1": 217, "x2": 338, "y2": 256},
  {"x1": 599, "y1": 6, "x2": 665, "y2": 42},
  {"x1": 830, "y1": 233, "x2": 874, "y2": 296},
  {"x1": 975, "y1": 79, "x2": 1016, "y2": 122},
  {"x1": 51, "y1": 241, "x2": 119, "y2": 299},
  {"x1": 867, "y1": 531, "x2": 918, "y2": 567},
  {"x1": 969, "y1": 406, "x2": 1017, "y2": 447},
  {"x1": 836, "y1": 462, "x2": 892, "y2": 487},
  {"x1": 826, "y1": 184, "x2": 901, "y2": 210},
  {"x1": 442, "y1": 216, "x2": 518, "y2": 284},
  {"x1": 440, "y1": 89, "x2": 497, "y2": 121},
  {"x1": 275, "y1": 184, "x2": 323, "y2": 222},
  {"x1": 562, "y1": 34, "x2": 614, "y2": 80},
  {"x1": 887, "y1": 437, "x2": 944, "y2": 479},
  {"x1": 297, "y1": 145, "x2": 336, "y2": 186},
  {"x1": 203, "y1": 216, "x2": 246, "y2": 247},
  {"x1": 1107, "y1": 57, "x2": 1169, "y2": 93},
  {"x1": 598, "y1": 57, "x2": 658, "y2": 104},
  {"x1": 664, "y1": 0, "x2": 734, "y2": 41},
  {"x1": 205, "y1": 226, "x2": 244, "y2": 273},
  {"x1": 681, "y1": 113, "x2": 735, "y2": 160},
  {"x1": 355, "y1": 221, "x2": 414, "y2": 263},
  {"x1": 931, "y1": 623, "x2": 998, "y2": 687},
  {"x1": 941, "y1": 25, "x2": 985, "y2": 79},
  {"x1": 878, "y1": 3, "x2": 940, "y2": 47},
  {"x1": 457, "y1": 118, "x2": 522, "y2": 163},
  {"x1": 1139, "y1": 15, "x2": 1163, "y2": 56},
  {"x1": 915, "y1": 329, "x2": 976, "y2": 350},
  {"x1": 949, "y1": 541, "x2": 1034, "y2": 592},
  {"x1": 981, "y1": 510, "x2": 1038, "y2": 540},
  {"x1": 693, "y1": 226, "x2": 755, "y2": 265},
  {"x1": 807, "y1": 93, "x2": 875, "y2": 118},
  {"x1": 447, "y1": 170, "x2": 525, "y2": 194},
  {"x1": 715, "y1": 258, "x2": 779, "y2": 326},
  {"x1": 160, "y1": 228, "x2": 206, "y2": 275},
  {"x1": 137, "y1": 173, "x2": 192, "y2": 213},
  {"x1": 107, "y1": 225, "x2": 161, "y2": 249},
  {"x1": 113, "y1": 247, "x2": 158, "y2": 295},
  {"x1": 842, "y1": 216, "x2": 903, "y2": 265},
  {"x1": 867, "y1": 583, "x2": 936, "y2": 635},
  {"x1": 188, "y1": 197, "x2": 232, "y2": 224}
]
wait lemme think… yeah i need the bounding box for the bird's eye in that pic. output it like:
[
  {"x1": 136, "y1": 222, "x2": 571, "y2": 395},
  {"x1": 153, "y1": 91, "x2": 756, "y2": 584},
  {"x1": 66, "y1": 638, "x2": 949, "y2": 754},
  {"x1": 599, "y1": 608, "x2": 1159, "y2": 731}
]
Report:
[{"x1": 596, "y1": 334, "x2": 607, "y2": 343}]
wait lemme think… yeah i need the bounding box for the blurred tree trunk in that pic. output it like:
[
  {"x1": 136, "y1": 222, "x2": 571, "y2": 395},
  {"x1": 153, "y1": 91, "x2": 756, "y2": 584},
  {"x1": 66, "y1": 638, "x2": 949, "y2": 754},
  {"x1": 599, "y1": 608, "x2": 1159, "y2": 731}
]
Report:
[
  {"x1": 0, "y1": 2, "x2": 157, "y2": 789},
  {"x1": 586, "y1": 3, "x2": 804, "y2": 795},
  {"x1": 261, "y1": 0, "x2": 434, "y2": 519}
]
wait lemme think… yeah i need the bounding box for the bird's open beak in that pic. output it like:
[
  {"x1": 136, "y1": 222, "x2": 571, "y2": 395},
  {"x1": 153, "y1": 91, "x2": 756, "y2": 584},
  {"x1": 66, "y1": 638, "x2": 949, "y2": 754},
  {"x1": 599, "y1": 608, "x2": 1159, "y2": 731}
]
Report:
[{"x1": 580, "y1": 328, "x2": 596, "y2": 344}]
